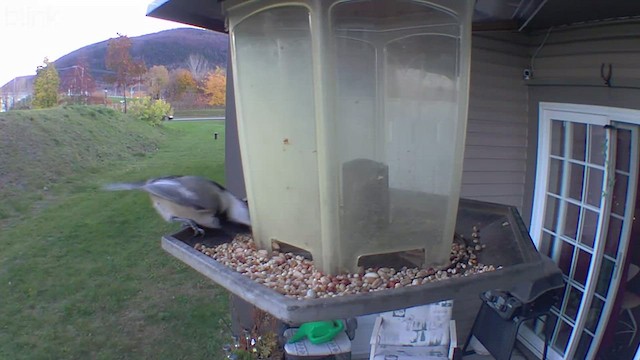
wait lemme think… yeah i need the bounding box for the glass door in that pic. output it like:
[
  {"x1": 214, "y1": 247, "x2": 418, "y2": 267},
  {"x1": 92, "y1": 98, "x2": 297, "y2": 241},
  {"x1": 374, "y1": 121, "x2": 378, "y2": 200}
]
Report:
[{"x1": 521, "y1": 105, "x2": 639, "y2": 360}]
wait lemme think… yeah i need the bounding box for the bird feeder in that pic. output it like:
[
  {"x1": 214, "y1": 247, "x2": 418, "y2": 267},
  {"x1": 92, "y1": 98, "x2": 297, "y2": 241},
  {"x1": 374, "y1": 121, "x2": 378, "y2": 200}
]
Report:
[{"x1": 225, "y1": 0, "x2": 473, "y2": 274}]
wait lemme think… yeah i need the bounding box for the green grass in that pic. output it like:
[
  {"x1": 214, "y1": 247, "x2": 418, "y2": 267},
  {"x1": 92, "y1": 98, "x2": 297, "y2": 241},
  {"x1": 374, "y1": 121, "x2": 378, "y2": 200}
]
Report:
[
  {"x1": 0, "y1": 110, "x2": 231, "y2": 359},
  {"x1": 0, "y1": 105, "x2": 166, "y2": 220}
]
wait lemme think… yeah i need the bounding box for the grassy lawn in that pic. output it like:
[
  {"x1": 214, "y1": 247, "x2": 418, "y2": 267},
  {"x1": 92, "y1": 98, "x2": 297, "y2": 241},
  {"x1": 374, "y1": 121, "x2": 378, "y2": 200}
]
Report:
[
  {"x1": 0, "y1": 106, "x2": 166, "y2": 220},
  {"x1": 0, "y1": 119, "x2": 231, "y2": 359}
]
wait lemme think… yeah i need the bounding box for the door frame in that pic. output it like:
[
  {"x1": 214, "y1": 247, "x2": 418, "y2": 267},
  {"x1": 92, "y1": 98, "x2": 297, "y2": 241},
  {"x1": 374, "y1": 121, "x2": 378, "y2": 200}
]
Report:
[{"x1": 524, "y1": 102, "x2": 640, "y2": 359}]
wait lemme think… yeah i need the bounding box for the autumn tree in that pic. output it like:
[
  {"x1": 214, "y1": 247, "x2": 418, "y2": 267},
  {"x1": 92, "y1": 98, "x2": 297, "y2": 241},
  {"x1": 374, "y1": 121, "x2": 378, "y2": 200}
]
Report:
[
  {"x1": 167, "y1": 68, "x2": 197, "y2": 101},
  {"x1": 145, "y1": 65, "x2": 170, "y2": 100},
  {"x1": 202, "y1": 67, "x2": 226, "y2": 107},
  {"x1": 105, "y1": 34, "x2": 146, "y2": 113},
  {"x1": 32, "y1": 58, "x2": 60, "y2": 108},
  {"x1": 59, "y1": 56, "x2": 96, "y2": 104}
]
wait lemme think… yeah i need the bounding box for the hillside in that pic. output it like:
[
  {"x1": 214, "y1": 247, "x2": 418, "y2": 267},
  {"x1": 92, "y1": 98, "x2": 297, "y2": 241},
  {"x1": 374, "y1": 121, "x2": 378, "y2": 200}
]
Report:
[
  {"x1": 0, "y1": 120, "x2": 229, "y2": 359},
  {"x1": 0, "y1": 106, "x2": 166, "y2": 219},
  {"x1": 55, "y1": 28, "x2": 229, "y2": 82},
  {"x1": 1, "y1": 28, "x2": 228, "y2": 91}
]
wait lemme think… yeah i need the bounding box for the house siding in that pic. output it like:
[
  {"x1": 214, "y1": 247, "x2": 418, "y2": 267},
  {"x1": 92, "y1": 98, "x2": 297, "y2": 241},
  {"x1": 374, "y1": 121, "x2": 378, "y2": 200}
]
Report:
[
  {"x1": 447, "y1": 32, "x2": 532, "y2": 344},
  {"x1": 522, "y1": 21, "x2": 640, "y2": 226},
  {"x1": 461, "y1": 32, "x2": 530, "y2": 211}
]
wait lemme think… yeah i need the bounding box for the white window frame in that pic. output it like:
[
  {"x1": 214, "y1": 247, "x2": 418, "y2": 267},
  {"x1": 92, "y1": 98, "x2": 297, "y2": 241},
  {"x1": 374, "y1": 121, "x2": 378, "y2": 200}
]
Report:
[{"x1": 525, "y1": 102, "x2": 640, "y2": 360}]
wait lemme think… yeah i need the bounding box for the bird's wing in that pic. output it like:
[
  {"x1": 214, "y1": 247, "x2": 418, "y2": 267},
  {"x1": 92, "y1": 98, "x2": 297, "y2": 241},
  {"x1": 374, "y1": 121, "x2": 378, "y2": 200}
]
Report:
[
  {"x1": 142, "y1": 176, "x2": 221, "y2": 211},
  {"x1": 179, "y1": 176, "x2": 250, "y2": 225}
]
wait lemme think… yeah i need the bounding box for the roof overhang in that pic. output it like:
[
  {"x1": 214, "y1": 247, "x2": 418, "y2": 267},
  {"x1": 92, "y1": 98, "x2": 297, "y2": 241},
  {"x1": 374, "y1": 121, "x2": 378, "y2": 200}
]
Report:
[
  {"x1": 146, "y1": 0, "x2": 226, "y2": 33},
  {"x1": 147, "y1": 0, "x2": 640, "y2": 34}
]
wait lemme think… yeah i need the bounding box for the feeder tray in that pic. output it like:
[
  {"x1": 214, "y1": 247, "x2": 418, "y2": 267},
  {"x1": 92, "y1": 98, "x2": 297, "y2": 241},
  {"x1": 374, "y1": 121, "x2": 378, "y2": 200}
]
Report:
[{"x1": 161, "y1": 198, "x2": 563, "y2": 324}]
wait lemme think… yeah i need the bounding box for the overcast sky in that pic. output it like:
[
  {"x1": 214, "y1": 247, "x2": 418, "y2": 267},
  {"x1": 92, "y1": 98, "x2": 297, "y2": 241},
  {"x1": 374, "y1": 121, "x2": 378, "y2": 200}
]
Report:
[{"x1": 0, "y1": 0, "x2": 196, "y2": 86}]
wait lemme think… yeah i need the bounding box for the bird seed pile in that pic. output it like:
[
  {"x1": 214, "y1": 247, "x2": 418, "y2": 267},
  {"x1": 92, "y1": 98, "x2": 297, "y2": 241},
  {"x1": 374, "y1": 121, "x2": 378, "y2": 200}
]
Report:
[{"x1": 194, "y1": 227, "x2": 499, "y2": 300}]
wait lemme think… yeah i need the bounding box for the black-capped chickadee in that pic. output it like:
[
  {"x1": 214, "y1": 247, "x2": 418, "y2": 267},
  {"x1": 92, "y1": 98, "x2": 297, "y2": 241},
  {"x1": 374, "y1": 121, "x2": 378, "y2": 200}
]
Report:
[{"x1": 104, "y1": 175, "x2": 250, "y2": 235}]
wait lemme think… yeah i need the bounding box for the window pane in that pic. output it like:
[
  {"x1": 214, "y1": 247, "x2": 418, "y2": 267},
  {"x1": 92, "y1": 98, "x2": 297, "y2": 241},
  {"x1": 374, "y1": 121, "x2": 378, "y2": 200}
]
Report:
[
  {"x1": 589, "y1": 125, "x2": 606, "y2": 166},
  {"x1": 611, "y1": 173, "x2": 628, "y2": 216},
  {"x1": 549, "y1": 158, "x2": 564, "y2": 195},
  {"x1": 575, "y1": 331, "x2": 594, "y2": 360},
  {"x1": 551, "y1": 120, "x2": 565, "y2": 156},
  {"x1": 546, "y1": 312, "x2": 560, "y2": 338},
  {"x1": 586, "y1": 297, "x2": 604, "y2": 332},
  {"x1": 554, "y1": 285, "x2": 567, "y2": 310},
  {"x1": 544, "y1": 196, "x2": 560, "y2": 231},
  {"x1": 546, "y1": 234, "x2": 565, "y2": 266},
  {"x1": 596, "y1": 258, "x2": 614, "y2": 297},
  {"x1": 566, "y1": 286, "x2": 583, "y2": 321},
  {"x1": 574, "y1": 249, "x2": 591, "y2": 286},
  {"x1": 605, "y1": 216, "x2": 623, "y2": 258},
  {"x1": 616, "y1": 128, "x2": 631, "y2": 172},
  {"x1": 571, "y1": 123, "x2": 587, "y2": 161},
  {"x1": 559, "y1": 241, "x2": 575, "y2": 277},
  {"x1": 563, "y1": 202, "x2": 580, "y2": 240},
  {"x1": 586, "y1": 167, "x2": 604, "y2": 207},
  {"x1": 525, "y1": 312, "x2": 559, "y2": 339},
  {"x1": 539, "y1": 231, "x2": 555, "y2": 258},
  {"x1": 580, "y1": 209, "x2": 598, "y2": 249},
  {"x1": 568, "y1": 163, "x2": 585, "y2": 201},
  {"x1": 553, "y1": 320, "x2": 573, "y2": 354}
]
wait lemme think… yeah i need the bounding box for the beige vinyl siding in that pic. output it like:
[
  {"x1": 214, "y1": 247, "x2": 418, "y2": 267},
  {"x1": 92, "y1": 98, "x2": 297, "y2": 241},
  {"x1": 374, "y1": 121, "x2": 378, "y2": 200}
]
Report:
[
  {"x1": 460, "y1": 25, "x2": 640, "y2": 345},
  {"x1": 526, "y1": 23, "x2": 640, "y2": 88},
  {"x1": 452, "y1": 32, "x2": 531, "y2": 344},
  {"x1": 461, "y1": 32, "x2": 530, "y2": 210},
  {"x1": 522, "y1": 21, "x2": 640, "y2": 224},
  {"x1": 527, "y1": 22, "x2": 640, "y2": 83}
]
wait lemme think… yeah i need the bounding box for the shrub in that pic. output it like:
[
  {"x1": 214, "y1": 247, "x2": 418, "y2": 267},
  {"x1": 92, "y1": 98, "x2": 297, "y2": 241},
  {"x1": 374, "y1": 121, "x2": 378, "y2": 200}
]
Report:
[{"x1": 128, "y1": 97, "x2": 172, "y2": 126}]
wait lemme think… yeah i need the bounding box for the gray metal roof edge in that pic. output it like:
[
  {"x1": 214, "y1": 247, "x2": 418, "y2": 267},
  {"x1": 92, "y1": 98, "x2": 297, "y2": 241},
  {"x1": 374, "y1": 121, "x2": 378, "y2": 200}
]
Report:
[
  {"x1": 146, "y1": 0, "x2": 227, "y2": 33},
  {"x1": 146, "y1": 0, "x2": 171, "y2": 16}
]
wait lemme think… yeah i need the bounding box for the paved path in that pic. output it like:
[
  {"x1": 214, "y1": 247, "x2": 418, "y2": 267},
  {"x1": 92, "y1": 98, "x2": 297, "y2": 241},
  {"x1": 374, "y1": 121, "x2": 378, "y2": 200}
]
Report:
[{"x1": 170, "y1": 116, "x2": 225, "y2": 121}]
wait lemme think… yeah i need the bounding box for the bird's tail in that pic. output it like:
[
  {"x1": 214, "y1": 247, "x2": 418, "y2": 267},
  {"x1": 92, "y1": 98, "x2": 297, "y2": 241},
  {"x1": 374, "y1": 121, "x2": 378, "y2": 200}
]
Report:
[{"x1": 102, "y1": 181, "x2": 146, "y2": 191}]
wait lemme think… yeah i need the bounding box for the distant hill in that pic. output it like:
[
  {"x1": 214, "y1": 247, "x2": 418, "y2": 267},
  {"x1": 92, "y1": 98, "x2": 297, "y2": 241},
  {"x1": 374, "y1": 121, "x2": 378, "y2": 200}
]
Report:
[
  {"x1": 54, "y1": 28, "x2": 229, "y2": 83},
  {"x1": 1, "y1": 28, "x2": 228, "y2": 93}
]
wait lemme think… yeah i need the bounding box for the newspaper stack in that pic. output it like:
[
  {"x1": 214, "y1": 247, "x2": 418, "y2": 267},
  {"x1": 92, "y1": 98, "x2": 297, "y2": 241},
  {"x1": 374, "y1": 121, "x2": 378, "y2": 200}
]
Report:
[{"x1": 370, "y1": 300, "x2": 456, "y2": 360}]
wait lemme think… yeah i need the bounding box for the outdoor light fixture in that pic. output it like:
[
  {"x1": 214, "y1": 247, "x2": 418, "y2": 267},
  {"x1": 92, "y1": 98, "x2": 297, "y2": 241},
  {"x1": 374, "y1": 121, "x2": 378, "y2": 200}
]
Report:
[{"x1": 225, "y1": 0, "x2": 473, "y2": 274}]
